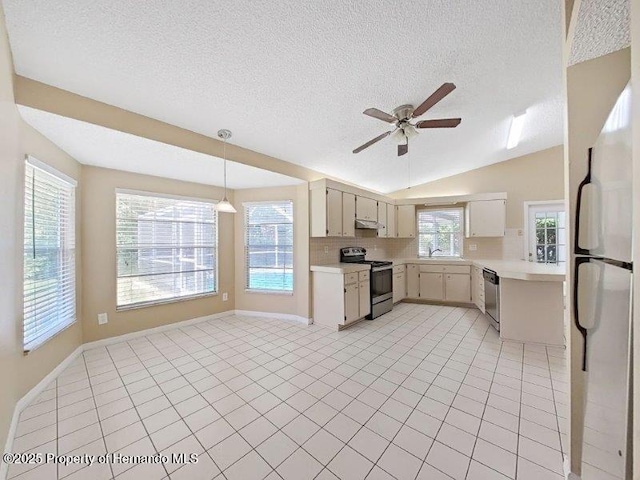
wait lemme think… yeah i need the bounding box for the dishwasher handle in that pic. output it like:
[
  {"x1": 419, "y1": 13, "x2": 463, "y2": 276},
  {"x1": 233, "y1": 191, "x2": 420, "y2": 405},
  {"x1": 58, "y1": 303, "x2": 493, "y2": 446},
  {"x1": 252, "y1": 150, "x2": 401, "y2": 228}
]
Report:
[{"x1": 482, "y1": 268, "x2": 499, "y2": 284}]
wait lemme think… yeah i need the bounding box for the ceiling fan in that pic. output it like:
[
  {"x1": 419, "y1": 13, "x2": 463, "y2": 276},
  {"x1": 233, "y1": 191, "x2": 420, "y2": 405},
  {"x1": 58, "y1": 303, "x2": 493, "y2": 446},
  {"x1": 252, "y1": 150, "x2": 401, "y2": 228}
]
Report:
[{"x1": 353, "y1": 82, "x2": 462, "y2": 157}]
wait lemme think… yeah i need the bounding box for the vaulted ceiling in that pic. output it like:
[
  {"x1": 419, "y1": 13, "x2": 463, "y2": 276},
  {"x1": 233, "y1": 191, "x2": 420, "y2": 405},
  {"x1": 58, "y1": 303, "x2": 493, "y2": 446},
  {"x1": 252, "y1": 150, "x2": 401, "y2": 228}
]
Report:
[{"x1": 3, "y1": 0, "x2": 564, "y2": 192}]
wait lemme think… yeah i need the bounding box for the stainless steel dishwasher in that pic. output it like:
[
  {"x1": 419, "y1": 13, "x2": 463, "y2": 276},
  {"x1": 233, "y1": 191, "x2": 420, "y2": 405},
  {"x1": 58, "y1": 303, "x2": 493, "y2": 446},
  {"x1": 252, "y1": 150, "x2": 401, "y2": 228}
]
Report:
[{"x1": 483, "y1": 268, "x2": 500, "y2": 331}]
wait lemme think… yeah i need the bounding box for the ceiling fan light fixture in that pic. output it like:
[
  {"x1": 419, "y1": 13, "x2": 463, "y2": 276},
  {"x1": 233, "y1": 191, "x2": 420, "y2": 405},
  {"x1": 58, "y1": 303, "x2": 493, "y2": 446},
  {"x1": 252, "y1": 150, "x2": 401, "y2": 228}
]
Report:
[
  {"x1": 391, "y1": 129, "x2": 406, "y2": 143},
  {"x1": 507, "y1": 111, "x2": 527, "y2": 149},
  {"x1": 404, "y1": 125, "x2": 419, "y2": 140},
  {"x1": 216, "y1": 128, "x2": 236, "y2": 214}
]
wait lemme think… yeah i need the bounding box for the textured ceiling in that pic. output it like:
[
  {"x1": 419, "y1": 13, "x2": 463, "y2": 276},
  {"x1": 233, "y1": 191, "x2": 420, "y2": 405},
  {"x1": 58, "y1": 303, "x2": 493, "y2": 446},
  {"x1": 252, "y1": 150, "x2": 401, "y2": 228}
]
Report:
[
  {"x1": 3, "y1": 0, "x2": 564, "y2": 193},
  {"x1": 19, "y1": 106, "x2": 304, "y2": 189},
  {"x1": 570, "y1": 0, "x2": 630, "y2": 66}
]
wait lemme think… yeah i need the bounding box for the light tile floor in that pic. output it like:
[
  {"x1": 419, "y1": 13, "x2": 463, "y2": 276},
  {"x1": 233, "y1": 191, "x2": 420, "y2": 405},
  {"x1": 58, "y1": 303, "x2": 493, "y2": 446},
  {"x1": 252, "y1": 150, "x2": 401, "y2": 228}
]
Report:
[{"x1": 8, "y1": 303, "x2": 569, "y2": 480}]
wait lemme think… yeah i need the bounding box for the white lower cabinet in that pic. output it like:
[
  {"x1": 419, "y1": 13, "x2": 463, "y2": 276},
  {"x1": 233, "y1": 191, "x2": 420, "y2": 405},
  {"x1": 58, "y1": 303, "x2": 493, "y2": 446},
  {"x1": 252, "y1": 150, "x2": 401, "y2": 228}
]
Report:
[
  {"x1": 344, "y1": 283, "x2": 360, "y2": 323},
  {"x1": 359, "y1": 280, "x2": 371, "y2": 317},
  {"x1": 472, "y1": 266, "x2": 485, "y2": 312},
  {"x1": 312, "y1": 269, "x2": 371, "y2": 329},
  {"x1": 444, "y1": 273, "x2": 471, "y2": 302},
  {"x1": 406, "y1": 264, "x2": 420, "y2": 299},
  {"x1": 419, "y1": 272, "x2": 444, "y2": 301},
  {"x1": 402, "y1": 263, "x2": 472, "y2": 303},
  {"x1": 392, "y1": 265, "x2": 406, "y2": 303}
]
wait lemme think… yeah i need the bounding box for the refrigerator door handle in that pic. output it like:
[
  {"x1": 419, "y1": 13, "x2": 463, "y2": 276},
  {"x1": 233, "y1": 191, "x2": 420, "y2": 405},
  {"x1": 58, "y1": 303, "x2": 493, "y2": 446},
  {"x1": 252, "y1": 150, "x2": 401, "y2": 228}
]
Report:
[
  {"x1": 573, "y1": 258, "x2": 589, "y2": 371},
  {"x1": 575, "y1": 148, "x2": 602, "y2": 255}
]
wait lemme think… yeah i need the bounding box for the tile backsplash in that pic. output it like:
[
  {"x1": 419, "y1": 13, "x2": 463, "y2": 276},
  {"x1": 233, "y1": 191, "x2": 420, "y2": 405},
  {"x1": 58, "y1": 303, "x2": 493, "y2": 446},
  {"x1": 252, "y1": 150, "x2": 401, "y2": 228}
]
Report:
[{"x1": 309, "y1": 228, "x2": 524, "y2": 265}]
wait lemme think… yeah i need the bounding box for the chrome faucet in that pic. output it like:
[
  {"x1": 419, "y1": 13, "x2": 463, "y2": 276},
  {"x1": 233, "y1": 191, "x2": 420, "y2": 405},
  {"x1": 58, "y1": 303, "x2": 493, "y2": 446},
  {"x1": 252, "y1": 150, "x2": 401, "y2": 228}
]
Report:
[{"x1": 428, "y1": 247, "x2": 442, "y2": 258}]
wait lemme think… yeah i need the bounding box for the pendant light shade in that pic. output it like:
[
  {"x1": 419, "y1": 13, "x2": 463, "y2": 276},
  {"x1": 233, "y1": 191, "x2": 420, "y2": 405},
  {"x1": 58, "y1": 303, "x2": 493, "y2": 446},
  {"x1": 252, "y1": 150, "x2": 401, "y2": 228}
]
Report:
[
  {"x1": 216, "y1": 129, "x2": 236, "y2": 213},
  {"x1": 216, "y1": 198, "x2": 236, "y2": 213}
]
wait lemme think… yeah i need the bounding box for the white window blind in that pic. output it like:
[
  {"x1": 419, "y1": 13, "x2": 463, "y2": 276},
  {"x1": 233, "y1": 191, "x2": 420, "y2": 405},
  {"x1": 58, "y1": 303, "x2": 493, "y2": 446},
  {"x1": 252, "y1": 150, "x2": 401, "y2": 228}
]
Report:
[
  {"x1": 23, "y1": 159, "x2": 76, "y2": 352},
  {"x1": 116, "y1": 192, "x2": 217, "y2": 308},
  {"x1": 245, "y1": 201, "x2": 293, "y2": 292},
  {"x1": 418, "y1": 207, "x2": 463, "y2": 257}
]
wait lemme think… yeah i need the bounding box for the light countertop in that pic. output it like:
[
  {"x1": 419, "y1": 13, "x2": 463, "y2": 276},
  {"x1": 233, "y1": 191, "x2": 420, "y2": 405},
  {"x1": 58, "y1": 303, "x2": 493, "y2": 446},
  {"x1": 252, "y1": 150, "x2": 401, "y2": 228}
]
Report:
[
  {"x1": 311, "y1": 258, "x2": 565, "y2": 281},
  {"x1": 392, "y1": 258, "x2": 472, "y2": 266},
  {"x1": 470, "y1": 259, "x2": 566, "y2": 282},
  {"x1": 394, "y1": 258, "x2": 565, "y2": 282},
  {"x1": 310, "y1": 263, "x2": 371, "y2": 274}
]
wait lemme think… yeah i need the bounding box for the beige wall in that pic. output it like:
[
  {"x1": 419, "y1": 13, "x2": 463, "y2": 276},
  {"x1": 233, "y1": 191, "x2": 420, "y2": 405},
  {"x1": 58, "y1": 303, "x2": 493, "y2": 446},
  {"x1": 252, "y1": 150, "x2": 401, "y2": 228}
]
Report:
[
  {"x1": 234, "y1": 185, "x2": 310, "y2": 319},
  {"x1": 389, "y1": 146, "x2": 565, "y2": 230},
  {"x1": 0, "y1": 5, "x2": 83, "y2": 451},
  {"x1": 81, "y1": 166, "x2": 235, "y2": 342}
]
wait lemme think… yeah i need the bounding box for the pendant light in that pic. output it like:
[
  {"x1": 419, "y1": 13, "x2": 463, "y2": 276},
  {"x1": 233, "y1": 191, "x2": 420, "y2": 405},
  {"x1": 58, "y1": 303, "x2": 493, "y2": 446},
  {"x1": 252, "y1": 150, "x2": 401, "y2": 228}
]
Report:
[{"x1": 216, "y1": 129, "x2": 236, "y2": 213}]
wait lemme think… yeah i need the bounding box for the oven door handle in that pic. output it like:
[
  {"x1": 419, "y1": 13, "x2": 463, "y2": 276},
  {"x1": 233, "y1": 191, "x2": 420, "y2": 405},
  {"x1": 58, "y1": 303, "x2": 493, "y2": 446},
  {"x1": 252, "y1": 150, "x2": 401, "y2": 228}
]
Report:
[{"x1": 372, "y1": 266, "x2": 393, "y2": 273}]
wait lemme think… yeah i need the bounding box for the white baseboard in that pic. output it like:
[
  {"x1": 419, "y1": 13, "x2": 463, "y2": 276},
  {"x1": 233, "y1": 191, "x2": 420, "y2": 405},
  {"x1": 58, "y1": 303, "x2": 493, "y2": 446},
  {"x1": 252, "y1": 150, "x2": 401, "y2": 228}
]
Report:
[
  {"x1": 234, "y1": 309, "x2": 313, "y2": 325},
  {"x1": 1, "y1": 345, "x2": 83, "y2": 480},
  {"x1": 82, "y1": 310, "x2": 236, "y2": 350}
]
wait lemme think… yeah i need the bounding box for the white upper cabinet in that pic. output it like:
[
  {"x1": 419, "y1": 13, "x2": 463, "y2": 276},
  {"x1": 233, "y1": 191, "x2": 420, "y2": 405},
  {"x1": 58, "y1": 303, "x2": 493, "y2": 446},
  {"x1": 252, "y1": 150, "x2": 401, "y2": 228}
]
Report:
[
  {"x1": 465, "y1": 200, "x2": 506, "y2": 237},
  {"x1": 356, "y1": 196, "x2": 378, "y2": 221},
  {"x1": 310, "y1": 188, "x2": 356, "y2": 237},
  {"x1": 326, "y1": 188, "x2": 343, "y2": 237},
  {"x1": 377, "y1": 201, "x2": 387, "y2": 237},
  {"x1": 387, "y1": 203, "x2": 396, "y2": 238},
  {"x1": 342, "y1": 192, "x2": 356, "y2": 237},
  {"x1": 396, "y1": 204, "x2": 416, "y2": 238}
]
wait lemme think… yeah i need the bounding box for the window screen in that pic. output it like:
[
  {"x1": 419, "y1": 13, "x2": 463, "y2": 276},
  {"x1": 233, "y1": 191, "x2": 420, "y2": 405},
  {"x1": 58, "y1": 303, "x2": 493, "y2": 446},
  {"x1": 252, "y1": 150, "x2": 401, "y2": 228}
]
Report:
[
  {"x1": 23, "y1": 158, "x2": 77, "y2": 352},
  {"x1": 244, "y1": 201, "x2": 294, "y2": 292},
  {"x1": 116, "y1": 191, "x2": 217, "y2": 308},
  {"x1": 418, "y1": 207, "x2": 463, "y2": 257}
]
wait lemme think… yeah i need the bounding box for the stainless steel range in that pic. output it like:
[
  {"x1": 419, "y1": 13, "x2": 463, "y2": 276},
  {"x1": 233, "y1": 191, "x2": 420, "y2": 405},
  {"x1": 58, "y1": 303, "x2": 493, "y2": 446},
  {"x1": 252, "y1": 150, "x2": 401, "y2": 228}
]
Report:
[{"x1": 340, "y1": 247, "x2": 393, "y2": 319}]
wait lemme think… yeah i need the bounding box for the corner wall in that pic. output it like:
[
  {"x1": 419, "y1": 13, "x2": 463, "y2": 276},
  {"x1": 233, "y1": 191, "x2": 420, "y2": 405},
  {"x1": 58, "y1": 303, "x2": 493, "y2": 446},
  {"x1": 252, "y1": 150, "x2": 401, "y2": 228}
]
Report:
[
  {"x1": 0, "y1": 4, "x2": 83, "y2": 452},
  {"x1": 80, "y1": 166, "x2": 236, "y2": 342},
  {"x1": 388, "y1": 146, "x2": 565, "y2": 230},
  {"x1": 233, "y1": 185, "x2": 310, "y2": 320}
]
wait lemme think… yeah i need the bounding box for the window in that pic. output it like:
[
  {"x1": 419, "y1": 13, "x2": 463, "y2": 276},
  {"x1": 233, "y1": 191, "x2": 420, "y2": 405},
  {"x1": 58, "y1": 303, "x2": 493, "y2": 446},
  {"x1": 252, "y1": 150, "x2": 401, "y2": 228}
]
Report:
[
  {"x1": 23, "y1": 158, "x2": 76, "y2": 352},
  {"x1": 418, "y1": 208, "x2": 463, "y2": 258},
  {"x1": 116, "y1": 191, "x2": 217, "y2": 308},
  {"x1": 244, "y1": 201, "x2": 293, "y2": 292},
  {"x1": 526, "y1": 202, "x2": 566, "y2": 264}
]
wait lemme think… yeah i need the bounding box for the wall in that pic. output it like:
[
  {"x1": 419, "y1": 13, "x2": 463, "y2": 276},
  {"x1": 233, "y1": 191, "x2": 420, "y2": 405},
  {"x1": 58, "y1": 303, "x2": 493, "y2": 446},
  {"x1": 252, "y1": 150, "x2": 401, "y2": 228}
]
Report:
[
  {"x1": 310, "y1": 236, "x2": 415, "y2": 265},
  {"x1": 81, "y1": 166, "x2": 235, "y2": 342},
  {"x1": 310, "y1": 227, "x2": 524, "y2": 263},
  {"x1": 0, "y1": 4, "x2": 83, "y2": 453},
  {"x1": 389, "y1": 146, "x2": 565, "y2": 230},
  {"x1": 234, "y1": 185, "x2": 311, "y2": 320}
]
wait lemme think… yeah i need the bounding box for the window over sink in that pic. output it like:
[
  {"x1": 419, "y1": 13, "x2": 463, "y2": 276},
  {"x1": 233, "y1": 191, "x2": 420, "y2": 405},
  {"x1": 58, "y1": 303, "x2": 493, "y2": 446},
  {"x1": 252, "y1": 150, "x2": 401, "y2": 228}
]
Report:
[{"x1": 417, "y1": 207, "x2": 463, "y2": 258}]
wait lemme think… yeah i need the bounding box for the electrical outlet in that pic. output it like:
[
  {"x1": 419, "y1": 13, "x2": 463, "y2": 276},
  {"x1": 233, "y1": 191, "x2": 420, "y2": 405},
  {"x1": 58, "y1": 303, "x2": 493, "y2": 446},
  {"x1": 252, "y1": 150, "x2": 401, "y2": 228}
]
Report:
[
  {"x1": 517, "y1": 229, "x2": 524, "y2": 236},
  {"x1": 222, "y1": 292, "x2": 228, "y2": 301},
  {"x1": 373, "y1": 244, "x2": 377, "y2": 251},
  {"x1": 469, "y1": 244, "x2": 477, "y2": 251},
  {"x1": 324, "y1": 246, "x2": 329, "y2": 254},
  {"x1": 98, "y1": 313, "x2": 108, "y2": 325}
]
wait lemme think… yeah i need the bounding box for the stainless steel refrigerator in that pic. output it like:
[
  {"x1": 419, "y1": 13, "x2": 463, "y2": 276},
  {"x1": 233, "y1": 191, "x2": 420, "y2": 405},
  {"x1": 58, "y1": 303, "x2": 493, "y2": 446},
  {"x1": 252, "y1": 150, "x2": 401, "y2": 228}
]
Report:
[{"x1": 574, "y1": 83, "x2": 633, "y2": 479}]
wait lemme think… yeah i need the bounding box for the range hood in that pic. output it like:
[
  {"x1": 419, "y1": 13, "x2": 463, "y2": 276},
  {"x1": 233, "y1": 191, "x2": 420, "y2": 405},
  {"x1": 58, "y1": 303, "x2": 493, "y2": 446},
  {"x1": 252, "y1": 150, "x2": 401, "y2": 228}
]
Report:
[{"x1": 355, "y1": 219, "x2": 382, "y2": 229}]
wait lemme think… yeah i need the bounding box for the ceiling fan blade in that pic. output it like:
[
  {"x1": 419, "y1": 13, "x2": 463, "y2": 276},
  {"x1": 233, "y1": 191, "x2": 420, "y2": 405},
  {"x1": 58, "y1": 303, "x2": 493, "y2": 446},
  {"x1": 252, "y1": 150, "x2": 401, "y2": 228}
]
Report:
[
  {"x1": 353, "y1": 131, "x2": 392, "y2": 154},
  {"x1": 416, "y1": 118, "x2": 462, "y2": 129},
  {"x1": 363, "y1": 108, "x2": 397, "y2": 123},
  {"x1": 412, "y1": 83, "x2": 456, "y2": 118},
  {"x1": 398, "y1": 143, "x2": 408, "y2": 156}
]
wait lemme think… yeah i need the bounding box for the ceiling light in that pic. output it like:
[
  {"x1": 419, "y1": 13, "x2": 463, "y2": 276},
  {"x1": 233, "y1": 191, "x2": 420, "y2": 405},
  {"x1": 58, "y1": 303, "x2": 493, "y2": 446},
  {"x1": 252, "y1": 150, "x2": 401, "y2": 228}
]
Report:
[
  {"x1": 216, "y1": 129, "x2": 236, "y2": 213},
  {"x1": 507, "y1": 111, "x2": 527, "y2": 149},
  {"x1": 391, "y1": 129, "x2": 405, "y2": 143},
  {"x1": 404, "y1": 125, "x2": 418, "y2": 140}
]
